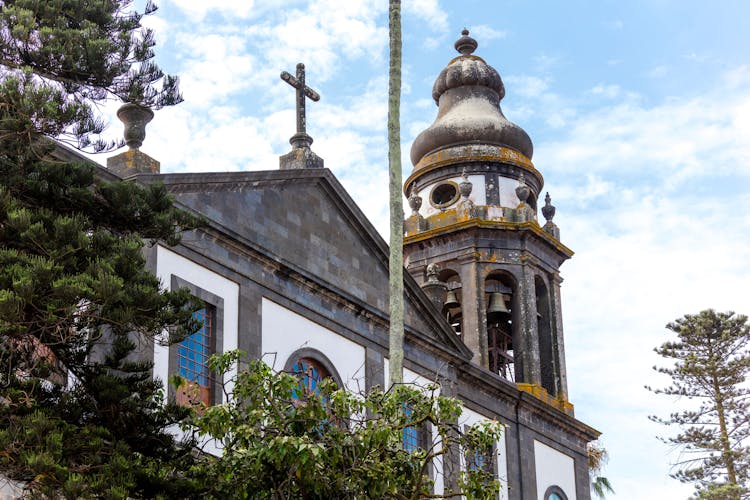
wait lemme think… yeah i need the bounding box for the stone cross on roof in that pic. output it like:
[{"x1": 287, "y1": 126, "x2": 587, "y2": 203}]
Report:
[
  {"x1": 279, "y1": 63, "x2": 324, "y2": 169},
  {"x1": 280, "y1": 63, "x2": 320, "y2": 148}
]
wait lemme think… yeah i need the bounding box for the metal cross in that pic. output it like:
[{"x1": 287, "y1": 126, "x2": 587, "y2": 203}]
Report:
[{"x1": 280, "y1": 63, "x2": 320, "y2": 147}]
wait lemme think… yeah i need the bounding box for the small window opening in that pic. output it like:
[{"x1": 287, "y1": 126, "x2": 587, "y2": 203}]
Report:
[{"x1": 430, "y1": 182, "x2": 460, "y2": 208}]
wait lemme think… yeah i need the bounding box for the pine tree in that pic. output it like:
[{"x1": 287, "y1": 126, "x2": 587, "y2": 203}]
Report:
[
  {"x1": 0, "y1": 1, "x2": 200, "y2": 497},
  {"x1": 647, "y1": 309, "x2": 750, "y2": 498}
]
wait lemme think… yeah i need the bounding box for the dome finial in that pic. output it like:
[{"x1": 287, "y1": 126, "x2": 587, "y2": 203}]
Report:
[{"x1": 454, "y1": 28, "x2": 478, "y2": 56}]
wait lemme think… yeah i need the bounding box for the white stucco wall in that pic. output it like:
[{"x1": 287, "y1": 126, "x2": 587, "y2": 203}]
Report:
[
  {"x1": 497, "y1": 176, "x2": 523, "y2": 208},
  {"x1": 0, "y1": 476, "x2": 24, "y2": 499},
  {"x1": 154, "y1": 245, "x2": 239, "y2": 400},
  {"x1": 459, "y1": 406, "x2": 509, "y2": 500},
  {"x1": 534, "y1": 440, "x2": 577, "y2": 500},
  {"x1": 260, "y1": 297, "x2": 366, "y2": 394}
]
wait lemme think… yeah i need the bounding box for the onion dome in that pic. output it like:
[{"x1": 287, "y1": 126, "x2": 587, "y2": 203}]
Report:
[{"x1": 410, "y1": 29, "x2": 533, "y2": 169}]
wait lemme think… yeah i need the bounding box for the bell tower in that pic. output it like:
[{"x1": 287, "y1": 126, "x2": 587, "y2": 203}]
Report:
[{"x1": 404, "y1": 30, "x2": 573, "y2": 412}]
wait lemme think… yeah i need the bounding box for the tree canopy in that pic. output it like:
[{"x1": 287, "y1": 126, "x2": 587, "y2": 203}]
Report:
[
  {"x1": 0, "y1": 1, "x2": 201, "y2": 497},
  {"x1": 647, "y1": 309, "x2": 750, "y2": 499},
  {"x1": 180, "y1": 351, "x2": 505, "y2": 500}
]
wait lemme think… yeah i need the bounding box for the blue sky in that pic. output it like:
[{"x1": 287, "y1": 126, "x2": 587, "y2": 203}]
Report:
[{"x1": 93, "y1": 1, "x2": 750, "y2": 497}]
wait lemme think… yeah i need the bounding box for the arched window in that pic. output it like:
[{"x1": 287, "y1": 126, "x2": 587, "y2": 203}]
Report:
[
  {"x1": 544, "y1": 485, "x2": 568, "y2": 500},
  {"x1": 485, "y1": 272, "x2": 515, "y2": 381},
  {"x1": 290, "y1": 357, "x2": 330, "y2": 400},
  {"x1": 284, "y1": 349, "x2": 342, "y2": 403},
  {"x1": 439, "y1": 268, "x2": 462, "y2": 337}
]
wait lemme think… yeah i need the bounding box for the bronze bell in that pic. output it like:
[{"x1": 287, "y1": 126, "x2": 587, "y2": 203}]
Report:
[
  {"x1": 444, "y1": 290, "x2": 460, "y2": 309},
  {"x1": 487, "y1": 293, "x2": 509, "y2": 314}
]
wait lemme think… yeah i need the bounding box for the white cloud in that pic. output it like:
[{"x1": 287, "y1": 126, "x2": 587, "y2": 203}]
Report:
[
  {"x1": 403, "y1": 0, "x2": 449, "y2": 33},
  {"x1": 588, "y1": 83, "x2": 621, "y2": 99},
  {"x1": 471, "y1": 24, "x2": 507, "y2": 41},
  {"x1": 505, "y1": 75, "x2": 549, "y2": 99},
  {"x1": 540, "y1": 78, "x2": 750, "y2": 184},
  {"x1": 173, "y1": 33, "x2": 256, "y2": 107},
  {"x1": 164, "y1": 0, "x2": 260, "y2": 21},
  {"x1": 531, "y1": 67, "x2": 750, "y2": 500},
  {"x1": 648, "y1": 65, "x2": 669, "y2": 79},
  {"x1": 533, "y1": 53, "x2": 562, "y2": 73}
]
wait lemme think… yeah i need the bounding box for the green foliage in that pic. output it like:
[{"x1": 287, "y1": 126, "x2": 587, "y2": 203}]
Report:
[
  {"x1": 647, "y1": 309, "x2": 750, "y2": 497},
  {"x1": 587, "y1": 441, "x2": 614, "y2": 499},
  {"x1": 181, "y1": 351, "x2": 504, "y2": 499},
  {"x1": 0, "y1": 1, "x2": 202, "y2": 497},
  {"x1": 0, "y1": 0, "x2": 182, "y2": 151}
]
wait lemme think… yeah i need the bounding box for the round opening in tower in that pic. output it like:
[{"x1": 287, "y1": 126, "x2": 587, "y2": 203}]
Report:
[{"x1": 430, "y1": 182, "x2": 460, "y2": 209}]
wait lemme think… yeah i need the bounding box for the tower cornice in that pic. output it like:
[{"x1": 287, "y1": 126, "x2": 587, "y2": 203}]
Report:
[{"x1": 403, "y1": 218, "x2": 574, "y2": 260}]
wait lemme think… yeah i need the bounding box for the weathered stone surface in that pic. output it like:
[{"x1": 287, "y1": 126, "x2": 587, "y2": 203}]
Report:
[
  {"x1": 106, "y1": 148, "x2": 160, "y2": 176},
  {"x1": 411, "y1": 30, "x2": 533, "y2": 167},
  {"x1": 279, "y1": 146, "x2": 324, "y2": 169}
]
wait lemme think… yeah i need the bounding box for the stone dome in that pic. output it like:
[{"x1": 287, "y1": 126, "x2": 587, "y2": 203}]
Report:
[{"x1": 410, "y1": 30, "x2": 533, "y2": 168}]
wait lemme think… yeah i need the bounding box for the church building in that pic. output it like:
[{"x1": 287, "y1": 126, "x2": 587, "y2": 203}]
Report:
[{"x1": 96, "y1": 30, "x2": 598, "y2": 499}]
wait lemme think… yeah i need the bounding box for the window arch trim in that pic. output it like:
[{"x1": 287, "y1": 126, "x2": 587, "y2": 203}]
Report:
[
  {"x1": 543, "y1": 485, "x2": 569, "y2": 500},
  {"x1": 283, "y1": 347, "x2": 344, "y2": 388}
]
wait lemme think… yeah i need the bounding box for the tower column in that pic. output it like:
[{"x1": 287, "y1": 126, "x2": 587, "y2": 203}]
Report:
[
  {"x1": 551, "y1": 273, "x2": 569, "y2": 400},
  {"x1": 459, "y1": 255, "x2": 487, "y2": 367},
  {"x1": 517, "y1": 261, "x2": 541, "y2": 386}
]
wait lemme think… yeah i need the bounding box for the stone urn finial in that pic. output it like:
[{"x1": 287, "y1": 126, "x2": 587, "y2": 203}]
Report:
[
  {"x1": 455, "y1": 28, "x2": 478, "y2": 56},
  {"x1": 117, "y1": 102, "x2": 154, "y2": 149},
  {"x1": 408, "y1": 185, "x2": 423, "y2": 216},
  {"x1": 515, "y1": 172, "x2": 530, "y2": 203},
  {"x1": 542, "y1": 192, "x2": 560, "y2": 239},
  {"x1": 542, "y1": 192, "x2": 556, "y2": 223}
]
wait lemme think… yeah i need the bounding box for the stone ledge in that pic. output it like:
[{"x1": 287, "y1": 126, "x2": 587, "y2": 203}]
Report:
[{"x1": 517, "y1": 382, "x2": 575, "y2": 416}]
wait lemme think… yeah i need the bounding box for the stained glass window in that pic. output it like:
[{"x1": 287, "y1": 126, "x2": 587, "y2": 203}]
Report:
[
  {"x1": 176, "y1": 305, "x2": 214, "y2": 406},
  {"x1": 291, "y1": 357, "x2": 329, "y2": 401},
  {"x1": 544, "y1": 486, "x2": 568, "y2": 500},
  {"x1": 466, "y1": 444, "x2": 494, "y2": 474},
  {"x1": 402, "y1": 405, "x2": 428, "y2": 452}
]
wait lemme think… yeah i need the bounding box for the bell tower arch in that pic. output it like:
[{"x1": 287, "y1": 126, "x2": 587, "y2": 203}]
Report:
[{"x1": 404, "y1": 30, "x2": 573, "y2": 412}]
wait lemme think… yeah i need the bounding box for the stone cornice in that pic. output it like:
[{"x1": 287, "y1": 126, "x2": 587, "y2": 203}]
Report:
[{"x1": 404, "y1": 218, "x2": 574, "y2": 260}]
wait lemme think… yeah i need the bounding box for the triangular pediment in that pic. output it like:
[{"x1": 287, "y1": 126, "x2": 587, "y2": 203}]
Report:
[{"x1": 136, "y1": 168, "x2": 470, "y2": 360}]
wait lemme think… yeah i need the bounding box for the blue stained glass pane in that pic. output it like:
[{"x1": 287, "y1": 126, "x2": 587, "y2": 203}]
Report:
[
  {"x1": 403, "y1": 426, "x2": 418, "y2": 452},
  {"x1": 174, "y1": 305, "x2": 214, "y2": 405},
  {"x1": 548, "y1": 494, "x2": 562, "y2": 500},
  {"x1": 290, "y1": 358, "x2": 331, "y2": 401}
]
